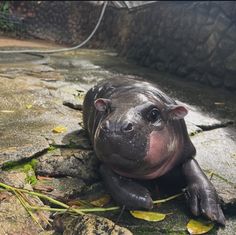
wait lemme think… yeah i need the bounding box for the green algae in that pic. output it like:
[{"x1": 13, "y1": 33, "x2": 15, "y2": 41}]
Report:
[
  {"x1": 23, "y1": 164, "x2": 37, "y2": 185},
  {"x1": 2, "y1": 159, "x2": 38, "y2": 185},
  {"x1": 47, "y1": 145, "x2": 58, "y2": 153}
]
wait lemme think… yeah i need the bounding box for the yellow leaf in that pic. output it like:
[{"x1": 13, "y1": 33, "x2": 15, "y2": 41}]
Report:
[
  {"x1": 130, "y1": 210, "x2": 166, "y2": 222},
  {"x1": 187, "y1": 219, "x2": 214, "y2": 234},
  {"x1": 90, "y1": 194, "x2": 111, "y2": 207},
  {"x1": 26, "y1": 104, "x2": 33, "y2": 109},
  {"x1": 52, "y1": 126, "x2": 67, "y2": 133}
]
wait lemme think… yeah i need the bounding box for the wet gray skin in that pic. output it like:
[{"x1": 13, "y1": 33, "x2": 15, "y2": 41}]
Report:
[{"x1": 83, "y1": 77, "x2": 225, "y2": 225}]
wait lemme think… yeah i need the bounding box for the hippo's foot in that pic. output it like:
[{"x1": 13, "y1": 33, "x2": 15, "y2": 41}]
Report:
[
  {"x1": 184, "y1": 183, "x2": 225, "y2": 225},
  {"x1": 99, "y1": 164, "x2": 153, "y2": 210},
  {"x1": 183, "y1": 159, "x2": 225, "y2": 225}
]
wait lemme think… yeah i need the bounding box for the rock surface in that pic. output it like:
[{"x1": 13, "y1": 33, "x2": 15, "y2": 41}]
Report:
[
  {"x1": 33, "y1": 176, "x2": 86, "y2": 201},
  {"x1": 192, "y1": 128, "x2": 236, "y2": 184},
  {"x1": 55, "y1": 214, "x2": 133, "y2": 235},
  {"x1": 0, "y1": 169, "x2": 50, "y2": 235},
  {"x1": 36, "y1": 149, "x2": 99, "y2": 182},
  {"x1": 0, "y1": 192, "x2": 48, "y2": 235},
  {"x1": 0, "y1": 63, "x2": 85, "y2": 167}
]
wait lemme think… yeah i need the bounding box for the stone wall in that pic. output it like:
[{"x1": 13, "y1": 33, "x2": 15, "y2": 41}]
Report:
[
  {"x1": 9, "y1": 1, "x2": 100, "y2": 45},
  {"x1": 9, "y1": 1, "x2": 236, "y2": 90}
]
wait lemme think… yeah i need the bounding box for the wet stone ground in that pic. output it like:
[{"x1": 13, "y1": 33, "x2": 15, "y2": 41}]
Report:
[{"x1": 0, "y1": 39, "x2": 235, "y2": 235}]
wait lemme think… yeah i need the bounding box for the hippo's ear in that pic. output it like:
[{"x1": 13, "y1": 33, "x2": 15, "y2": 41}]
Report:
[
  {"x1": 94, "y1": 98, "x2": 111, "y2": 112},
  {"x1": 167, "y1": 104, "x2": 188, "y2": 120}
]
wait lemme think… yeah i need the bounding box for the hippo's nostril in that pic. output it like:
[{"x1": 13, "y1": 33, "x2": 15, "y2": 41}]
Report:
[
  {"x1": 123, "y1": 122, "x2": 133, "y2": 132},
  {"x1": 101, "y1": 120, "x2": 109, "y2": 131}
]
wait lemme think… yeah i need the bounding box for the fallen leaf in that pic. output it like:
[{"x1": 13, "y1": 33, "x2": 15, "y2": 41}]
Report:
[
  {"x1": 130, "y1": 210, "x2": 167, "y2": 222},
  {"x1": 52, "y1": 125, "x2": 67, "y2": 133},
  {"x1": 187, "y1": 219, "x2": 214, "y2": 234},
  {"x1": 68, "y1": 199, "x2": 92, "y2": 207},
  {"x1": 26, "y1": 104, "x2": 33, "y2": 109},
  {"x1": 0, "y1": 110, "x2": 14, "y2": 113},
  {"x1": 90, "y1": 194, "x2": 111, "y2": 207},
  {"x1": 37, "y1": 176, "x2": 53, "y2": 180},
  {"x1": 33, "y1": 185, "x2": 54, "y2": 192},
  {"x1": 214, "y1": 102, "x2": 225, "y2": 106}
]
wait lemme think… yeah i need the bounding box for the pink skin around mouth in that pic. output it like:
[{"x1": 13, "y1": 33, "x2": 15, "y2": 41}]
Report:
[{"x1": 112, "y1": 130, "x2": 181, "y2": 180}]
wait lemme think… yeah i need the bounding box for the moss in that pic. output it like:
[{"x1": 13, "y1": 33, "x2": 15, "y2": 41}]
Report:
[
  {"x1": 47, "y1": 145, "x2": 58, "y2": 152},
  {"x1": 190, "y1": 131, "x2": 197, "y2": 136},
  {"x1": 23, "y1": 164, "x2": 37, "y2": 185},
  {"x1": 2, "y1": 160, "x2": 21, "y2": 170},
  {"x1": 30, "y1": 159, "x2": 38, "y2": 171},
  {"x1": 189, "y1": 130, "x2": 201, "y2": 137},
  {"x1": 2, "y1": 159, "x2": 38, "y2": 185}
]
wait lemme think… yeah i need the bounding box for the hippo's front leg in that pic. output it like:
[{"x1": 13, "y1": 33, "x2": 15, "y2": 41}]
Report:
[
  {"x1": 182, "y1": 158, "x2": 225, "y2": 225},
  {"x1": 100, "y1": 164, "x2": 153, "y2": 210}
]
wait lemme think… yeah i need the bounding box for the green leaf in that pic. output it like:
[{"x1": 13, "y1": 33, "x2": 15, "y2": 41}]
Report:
[
  {"x1": 130, "y1": 210, "x2": 167, "y2": 222},
  {"x1": 187, "y1": 219, "x2": 214, "y2": 234}
]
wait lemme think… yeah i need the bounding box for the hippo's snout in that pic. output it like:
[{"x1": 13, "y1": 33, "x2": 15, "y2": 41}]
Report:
[{"x1": 100, "y1": 120, "x2": 134, "y2": 134}]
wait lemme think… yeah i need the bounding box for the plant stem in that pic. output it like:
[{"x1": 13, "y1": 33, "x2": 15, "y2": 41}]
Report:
[
  {"x1": 153, "y1": 193, "x2": 183, "y2": 204},
  {"x1": 14, "y1": 190, "x2": 44, "y2": 231},
  {"x1": 0, "y1": 182, "x2": 183, "y2": 215},
  {"x1": 0, "y1": 182, "x2": 84, "y2": 214},
  {"x1": 29, "y1": 205, "x2": 120, "y2": 213}
]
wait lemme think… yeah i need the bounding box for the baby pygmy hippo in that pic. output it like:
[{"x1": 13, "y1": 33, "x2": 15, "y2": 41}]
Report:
[{"x1": 83, "y1": 77, "x2": 225, "y2": 225}]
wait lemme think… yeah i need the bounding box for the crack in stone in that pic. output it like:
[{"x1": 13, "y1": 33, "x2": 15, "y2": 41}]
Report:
[
  {"x1": 48, "y1": 144, "x2": 92, "y2": 151},
  {"x1": 196, "y1": 120, "x2": 234, "y2": 131},
  {"x1": 1, "y1": 147, "x2": 48, "y2": 170}
]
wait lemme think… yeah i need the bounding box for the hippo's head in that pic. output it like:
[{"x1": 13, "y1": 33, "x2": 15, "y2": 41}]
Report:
[{"x1": 93, "y1": 85, "x2": 188, "y2": 179}]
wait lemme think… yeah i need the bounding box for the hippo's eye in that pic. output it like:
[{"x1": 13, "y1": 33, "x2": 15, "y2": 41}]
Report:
[{"x1": 146, "y1": 108, "x2": 160, "y2": 123}]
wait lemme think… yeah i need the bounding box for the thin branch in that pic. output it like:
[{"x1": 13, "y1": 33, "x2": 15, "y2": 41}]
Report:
[
  {"x1": 153, "y1": 193, "x2": 183, "y2": 204},
  {"x1": 0, "y1": 182, "x2": 84, "y2": 215}
]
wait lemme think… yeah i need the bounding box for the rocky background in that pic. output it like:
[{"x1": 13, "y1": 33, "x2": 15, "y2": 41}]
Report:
[{"x1": 6, "y1": 1, "x2": 236, "y2": 90}]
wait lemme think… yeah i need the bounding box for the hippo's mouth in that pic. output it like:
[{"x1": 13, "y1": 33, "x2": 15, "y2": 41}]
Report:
[
  {"x1": 111, "y1": 143, "x2": 177, "y2": 180},
  {"x1": 96, "y1": 128, "x2": 179, "y2": 180},
  {"x1": 108, "y1": 153, "x2": 144, "y2": 171},
  {"x1": 112, "y1": 158, "x2": 168, "y2": 179}
]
